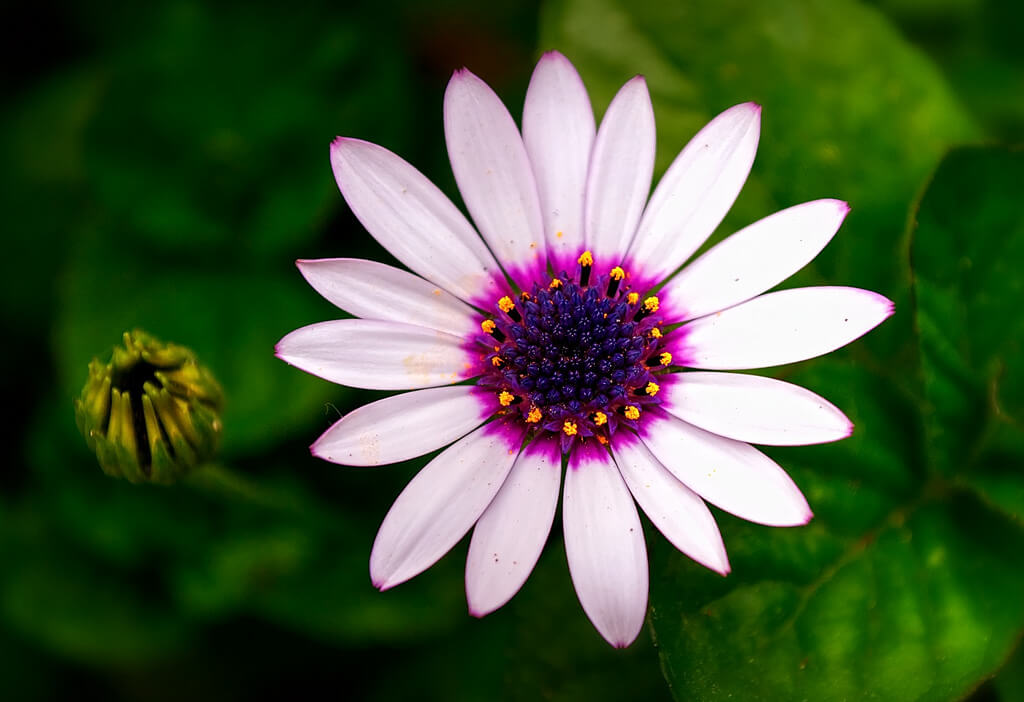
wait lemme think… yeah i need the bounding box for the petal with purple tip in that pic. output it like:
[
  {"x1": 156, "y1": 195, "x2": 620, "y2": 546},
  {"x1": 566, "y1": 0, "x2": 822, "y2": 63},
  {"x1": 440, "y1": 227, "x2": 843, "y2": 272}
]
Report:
[
  {"x1": 523, "y1": 51, "x2": 596, "y2": 274},
  {"x1": 370, "y1": 424, "x2": 525, "y2": 590},
  {"x1": 312, "y1": 386, "x2": 493, "y2": 466},
  {"x1": 465, "y1": 436, "x2": 562, "y2": 616},
  {"x1": 563, "y1": 442, "x2": 648, "y2": 648},
  {"x1": 297, "y1": 258, "x2": 478, "y2": 337},
  {"x1": 628, "y1": 103, "x2": 761, "y2": 283},
  {"x1": 661, "y1": 199, "x2": 849, "y2": 322},
  {"x1": 613, "y1": 437, "x2": 730, "y2": 575},
  {"x1": 275, "y1": 319, "x2": 475, "y2": 390},
  {"x1": 330, "y1": 138, "x2": 501, "y2": 303},
  {"x1": 444, "y1": 69, "x2": 546, "y2": 285},
  {"x1": 659, "y1": 372, "x2": 853, "y2": 446},
  {"x1": 583, "y1": 76, "x2": 656, "y2": 265},
  {"x1": 673, "y1": 286, "x2": 895, "y2": 370},
  {"x1": 640, "y1": 409, "x2": 812, "y2": 527}
]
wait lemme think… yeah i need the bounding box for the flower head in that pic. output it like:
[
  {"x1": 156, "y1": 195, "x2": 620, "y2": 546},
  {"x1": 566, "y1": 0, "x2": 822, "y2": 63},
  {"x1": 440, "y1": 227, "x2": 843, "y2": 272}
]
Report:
[
  {"x1": 276, "y1": 51, "x2": 893, "y2": 647},
  {"x1": 76, "y1": 329, "x2": 223, "y2": 484}
]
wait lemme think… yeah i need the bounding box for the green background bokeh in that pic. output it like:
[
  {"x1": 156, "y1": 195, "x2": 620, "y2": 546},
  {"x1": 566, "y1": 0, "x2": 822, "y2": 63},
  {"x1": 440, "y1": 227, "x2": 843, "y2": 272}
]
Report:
[{"x1": 3, "y1": 0, "x2": 1023, "y2": 699}]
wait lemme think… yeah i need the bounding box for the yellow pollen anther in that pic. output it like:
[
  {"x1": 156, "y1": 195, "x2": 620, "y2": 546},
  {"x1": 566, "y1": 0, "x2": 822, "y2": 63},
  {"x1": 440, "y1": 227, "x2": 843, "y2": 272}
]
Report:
[
  {"x1": 660, "y1": 352, "x2": 673, "y2": 366},
  {"x1": 491, "y1": 356, "x2": 503, "y2": 367},
  {"x1": 627, "y1": 292, "x2": 640, "y2": 305},
  {"x1": 563, "y1": 420, "x2": 578, "y2": 436},
  {"x1": 526, "y1": 407, "x2": 542, "y2": 423},
  {"x1": 549, "y1": 278, "x2": 562, "y2": 289},
  {"x1": 520, "y1": 291, "x2": 531, "y2": 301},
  {"x1": 481, "y1": 319, "x2": 496, "y2": 334},
  {"x1": 593, "y1": 411, "x2": 608, "y2": 426},
  {"x1": 498, "y1": 296, "x2": 516, "y2": 313},
  {"x1": 556, "y1": 230, "x2": 564, "y2": 239},
  {"x1": 649, "y1": 327, "x2": 663, "y2": 339},
  {"x1": 645, "y1": 382, "x2": 660, "y2": 396},
  {"x1": 498, "y1": 391, "x2": 515, "y2": 407},
  {"x1": 610, "y1": 266, "x2": 625, "y2": 281},
  {"x1": 596, "y1": 434, "x2": 609, "y2": 445},
  {"x1": 624, "y1": 405, "x2": 641, "y2": 420},
  {"x1": 644, "y1": 296, "x2": 660, "y2": 312},
  {"x1": 577, "y1": 251, "x2": 594, "y2": 266}
]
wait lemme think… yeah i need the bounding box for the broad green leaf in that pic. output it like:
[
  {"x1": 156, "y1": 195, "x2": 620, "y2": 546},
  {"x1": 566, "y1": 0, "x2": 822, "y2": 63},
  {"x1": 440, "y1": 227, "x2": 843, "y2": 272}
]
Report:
[
  {"x1": 540, "y1": 0, "x2": 977, "y2": 365},
  {"x1": 650, "y1": 494, "x2": 1024, "y2": 701},
  {"x1": 911, "y1": 146, "x2": 1024, "y2": 516}
]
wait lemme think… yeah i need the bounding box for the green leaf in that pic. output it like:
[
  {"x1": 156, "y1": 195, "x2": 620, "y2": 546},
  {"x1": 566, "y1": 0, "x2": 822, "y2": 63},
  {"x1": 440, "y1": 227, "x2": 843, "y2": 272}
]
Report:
[
  {"x1": 650, "y1": 495, "x2": 1024, "y2": 701},
  {"x1": 911, "y1": 146, "x2": 1024, "y2": 514},
  {"x1": 83, "y1": 0, "x2": 414, "y2": 259},
  {"x1": 540, "y1": 0, "x2": 978, "y2": 365}
]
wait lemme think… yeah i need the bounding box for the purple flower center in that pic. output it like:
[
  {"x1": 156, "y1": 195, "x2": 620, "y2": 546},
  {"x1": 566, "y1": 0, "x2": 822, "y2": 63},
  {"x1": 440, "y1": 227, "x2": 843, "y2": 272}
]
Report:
[{"x1": 478, "y1": 255, "x2": 670, "y2": 449}]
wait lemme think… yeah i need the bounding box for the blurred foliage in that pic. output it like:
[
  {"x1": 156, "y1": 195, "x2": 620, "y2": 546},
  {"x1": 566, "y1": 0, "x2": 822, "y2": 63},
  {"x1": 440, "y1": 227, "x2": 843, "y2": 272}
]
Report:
[{"x1": 4, "y1": 0, "x2": 1024, "y2": 699}]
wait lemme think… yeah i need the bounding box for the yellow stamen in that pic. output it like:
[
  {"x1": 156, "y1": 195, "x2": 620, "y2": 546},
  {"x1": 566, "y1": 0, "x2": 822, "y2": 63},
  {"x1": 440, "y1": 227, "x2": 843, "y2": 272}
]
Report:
[
  {"x1": 491, "y1": 356, "x2": 503, "y2": 367},
  {"x1": 526, "y1": 407, "x2": 542, "y2": 423},
  {"x1": 577, "y1": 251, "x2": 593, "y2": 266},
  {"x1": 549, "y1": 278, "x2": 562, "y2": 289},
  {"x1": 498, "y1": 391, "x2": 515, "y2": 407},
  {"x1": 481, "y1": 319, "x2": 496, "y2": 334},
  {"x1": 592, "y1": 411, "x2": 608, "y2": 427},
  {"x1": 556, "y1": 230, "x2": 564, "y2": 239},
  {"x1": 624, "y1": 405, "x2": 640, "y2": 420},
  {"x1": 520, "y1": 291, "x2": 531, "y2": 301},
  {"x1": 645, "y1": 382, "x2": 660, "y2": 396},
  {"x1": 609, "y1": 266, "x2": 625, "y2": 281},
  {"x1": 627, "y1": 292, "x2": 640, "y2": 305},
  {"x1": 596, "y1": 434, "x2": 608, "y2": 445},
  {"x1": 562, "y1": 420, "x2": 578, "y2": 436},
  {"x1": 498, "y1": 296, "x2": 516, "y2": 313},
  {"x1": 649, "y1": 327, "x2": 663, "y2": 339},
  {"x1": 643, "y1": 296, "x2": 660, "y2": 312},
  {"x1": 659, "y1": 351, "x2": 673, "y2": 366}
]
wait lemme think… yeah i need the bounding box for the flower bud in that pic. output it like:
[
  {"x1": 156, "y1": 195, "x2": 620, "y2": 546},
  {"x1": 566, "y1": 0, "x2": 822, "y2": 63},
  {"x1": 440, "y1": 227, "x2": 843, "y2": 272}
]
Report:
[{"x1": 75, "y1": 330, "x2": 224, "y2": 484}]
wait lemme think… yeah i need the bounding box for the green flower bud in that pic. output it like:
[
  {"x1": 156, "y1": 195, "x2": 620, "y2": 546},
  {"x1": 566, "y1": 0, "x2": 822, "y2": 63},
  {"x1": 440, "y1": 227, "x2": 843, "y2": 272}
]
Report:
[{"x1": 75, "y1": 330, "x2": 224, "y2": 484}]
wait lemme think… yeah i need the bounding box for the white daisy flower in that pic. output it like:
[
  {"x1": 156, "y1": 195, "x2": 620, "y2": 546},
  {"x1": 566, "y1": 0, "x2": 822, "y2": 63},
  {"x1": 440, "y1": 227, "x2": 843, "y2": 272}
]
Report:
[{"x1": 276, "y1": 51, "x2": 893, "y2": 648}]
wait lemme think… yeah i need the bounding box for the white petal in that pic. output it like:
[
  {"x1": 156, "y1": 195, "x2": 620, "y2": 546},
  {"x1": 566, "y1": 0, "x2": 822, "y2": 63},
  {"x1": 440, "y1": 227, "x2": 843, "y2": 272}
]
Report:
[
  {"x1": 583, "y1": 76, "x2": 655, "y2": 266},
  {"x1": 673, "y1": 287, "x2": 895, "y2": 370},
  {"x1": 466, "y1": 436, "x2": 562, "y2": 616},
  {"x1": 563, "y1": 443, "x2": 648, "y2": 648},
  {"x1": 628, "y1": 103, "x2": 761, "y2": 284},
  {"x1": 311, "y1": 386, "x2": 493, "y2": 466},
  {"x1": 612, "y1": 438, "x2": 729, "y2": 575},
  {"x1": 370, "y1": 424, "x2": 524, "y2": 590},
  {"x1": 297, "y1": 258, "x2": 478, "y2": 337},
  {"x1": 275, "y1": 319, "x2": 475, "y2": 390},
  {"x1": 330, "y1": 138, "x2": 501, "y2": 304},
  {"x1": 661, "y1": 199, "x2": 850, "y2": 321},
  {"x1": 444, "y1": 69, "x2": 546, "y2": 286},
  {"x1": 522, "y1": 51, "x2": 596, "y2": 274},
  {"x1": 640, "y1": 409, "x2": 811, "y2": 527},
  {"x1": 660, "y1": 372, "x2": 853, "y2": 446}
]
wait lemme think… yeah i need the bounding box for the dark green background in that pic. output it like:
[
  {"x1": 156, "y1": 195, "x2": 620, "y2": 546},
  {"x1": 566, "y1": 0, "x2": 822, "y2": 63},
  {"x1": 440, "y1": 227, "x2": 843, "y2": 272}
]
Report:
[{"x1": 4, "y1": 0, "x2": 1023, "y2": 699}]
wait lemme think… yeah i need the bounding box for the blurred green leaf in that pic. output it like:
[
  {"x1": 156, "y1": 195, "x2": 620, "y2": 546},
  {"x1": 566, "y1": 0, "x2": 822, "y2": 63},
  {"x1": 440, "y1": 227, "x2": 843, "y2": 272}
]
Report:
[
  {"x1": 911, "y1": 146, "x2": 1024, "y2": 518},
  {"x1": 541, "y1": 0, "x2": 978, "y2": 366},
  {"x1": 0, "y1": 506, "x2": 194, "y2": 667},
  {"x1": 83, "y1": 0, "x2": 413, "y2": 259},
  {"x1": 55, "y1": 224, "x2": 342, "y2": 456},
  {"x1": 995, "y1": 641, "x2": 1024, "y2": 702},
  {"x1": 650, "y1": 495, "x2": 1024, "y2": 701}
]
